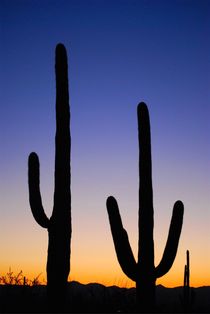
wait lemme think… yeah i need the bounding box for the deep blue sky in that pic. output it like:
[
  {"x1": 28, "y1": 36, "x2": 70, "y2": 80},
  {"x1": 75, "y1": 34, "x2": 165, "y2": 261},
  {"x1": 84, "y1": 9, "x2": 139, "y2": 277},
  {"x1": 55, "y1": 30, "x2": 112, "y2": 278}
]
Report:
[{"x1": 0, "y1": 0, "x2": 210, "y2": 286}]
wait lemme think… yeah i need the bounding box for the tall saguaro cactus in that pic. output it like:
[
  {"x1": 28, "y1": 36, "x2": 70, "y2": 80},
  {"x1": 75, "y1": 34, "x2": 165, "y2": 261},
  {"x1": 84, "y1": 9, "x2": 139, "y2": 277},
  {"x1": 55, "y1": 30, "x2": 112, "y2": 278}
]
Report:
[
  {"x1": 28, "y1": 43, "x2": 71, "y2": 311},
  {"x1": 106, "y1": 102, "x2": 184, "y2": 312}
]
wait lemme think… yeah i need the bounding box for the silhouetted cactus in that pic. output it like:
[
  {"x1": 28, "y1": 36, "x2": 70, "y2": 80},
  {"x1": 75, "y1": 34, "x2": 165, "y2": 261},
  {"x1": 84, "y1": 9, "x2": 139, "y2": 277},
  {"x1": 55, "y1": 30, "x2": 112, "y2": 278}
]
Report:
[
  {"x1": 106, "y1": 102, "x2": 184, "y2": 312},
  {"x1": 184, "y1": 250, "x2": 190, "y2": 289},
  {"x1": 183, "y1": 250, "x2": 190, "y2": 312},
  {"x1": 28, "y1": 43, "x2": 71, "y2": 311},
  {"x1": 182, "y1": 250, "x2": 195, "y2": 312}
]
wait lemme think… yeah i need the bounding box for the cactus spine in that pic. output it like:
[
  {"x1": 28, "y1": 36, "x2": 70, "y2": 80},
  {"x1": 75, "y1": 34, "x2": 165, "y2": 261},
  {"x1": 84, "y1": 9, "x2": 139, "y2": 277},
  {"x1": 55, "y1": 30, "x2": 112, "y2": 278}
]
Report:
[
  {"x1": 106, "y1": 102, "x2": 184, "y2": 312},
  {"x1": 28, "y1": 43, "x2": 71, "y2": 311}
]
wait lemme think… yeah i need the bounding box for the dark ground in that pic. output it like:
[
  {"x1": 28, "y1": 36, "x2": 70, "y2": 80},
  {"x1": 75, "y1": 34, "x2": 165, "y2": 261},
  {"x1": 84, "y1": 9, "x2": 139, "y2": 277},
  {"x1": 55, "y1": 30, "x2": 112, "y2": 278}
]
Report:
[{"x1": 0, "y1": 281, "x2": 209, "y2": 313}]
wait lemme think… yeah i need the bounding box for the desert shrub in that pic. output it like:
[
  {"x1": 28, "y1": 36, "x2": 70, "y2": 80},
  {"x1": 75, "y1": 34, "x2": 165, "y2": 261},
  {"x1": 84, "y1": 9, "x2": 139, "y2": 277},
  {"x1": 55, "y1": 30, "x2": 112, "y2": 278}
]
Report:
[{"x1": 0, "y1": 268, "x2": 45, "y2": 286}]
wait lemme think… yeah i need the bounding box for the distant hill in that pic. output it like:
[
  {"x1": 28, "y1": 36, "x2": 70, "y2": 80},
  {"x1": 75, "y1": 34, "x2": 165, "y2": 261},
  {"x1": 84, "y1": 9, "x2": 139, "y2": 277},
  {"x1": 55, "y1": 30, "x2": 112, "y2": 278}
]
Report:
[{"x1": 0, "y1": 281, "x2": 210, "y2": 313}]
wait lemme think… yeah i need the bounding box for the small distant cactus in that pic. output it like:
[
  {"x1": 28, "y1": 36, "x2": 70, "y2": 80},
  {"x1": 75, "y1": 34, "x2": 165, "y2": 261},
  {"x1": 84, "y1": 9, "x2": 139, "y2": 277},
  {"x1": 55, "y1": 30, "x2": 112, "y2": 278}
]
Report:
[
  {"x1": 182, "y1": 250, "x2": 195, "y2": 312},
  {"x1": 184, "y1": 250, "x2": 190, "y2": 289},
  {"x1": 183, "y1": 250, "x2": 190, "y2": 312},
  {"x1": 28, "y1": 43, "x2": 71, "y2": 311},
  {"x1": 106, "y1": 102, "x2": 184, "y2": 312}
]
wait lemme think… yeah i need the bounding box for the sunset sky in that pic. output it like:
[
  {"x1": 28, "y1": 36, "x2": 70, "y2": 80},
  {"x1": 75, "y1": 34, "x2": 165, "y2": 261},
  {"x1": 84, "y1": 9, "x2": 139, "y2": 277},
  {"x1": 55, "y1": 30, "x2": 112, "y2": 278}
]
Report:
[{"x1": 0, "y1": 0, "x2": 210, "y2": 288}]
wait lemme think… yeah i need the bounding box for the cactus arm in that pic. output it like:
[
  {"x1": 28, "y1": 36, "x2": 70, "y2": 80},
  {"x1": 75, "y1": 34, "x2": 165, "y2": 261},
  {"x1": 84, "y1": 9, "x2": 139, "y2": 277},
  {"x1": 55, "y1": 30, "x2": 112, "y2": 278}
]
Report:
[
  {"x1": 106, "y1": 196, "x2": 137, "y2": 281},
  {"x1": 155, "y1": 200, "x2": 184, "y2": 278},
  {"x1": 28, "y1": 152, "x2": 50, "y2": 228}
]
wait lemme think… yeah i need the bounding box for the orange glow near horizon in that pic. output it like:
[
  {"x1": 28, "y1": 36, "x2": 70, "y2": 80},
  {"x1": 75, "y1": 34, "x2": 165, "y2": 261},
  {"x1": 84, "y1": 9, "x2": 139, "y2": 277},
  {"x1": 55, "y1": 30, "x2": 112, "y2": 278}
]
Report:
[
  {"x1": 1, "y1": 196, "x2": 209, "y2": 289},
  {"x1": 1, "y1": 208, "x2": 210, "y2": 289},
  {"x1": 1, "y1": 254, "x2": 209, "y2": 288},
  {"x1": 1, "y1": 266, "x2": 209, "y2": 289}
]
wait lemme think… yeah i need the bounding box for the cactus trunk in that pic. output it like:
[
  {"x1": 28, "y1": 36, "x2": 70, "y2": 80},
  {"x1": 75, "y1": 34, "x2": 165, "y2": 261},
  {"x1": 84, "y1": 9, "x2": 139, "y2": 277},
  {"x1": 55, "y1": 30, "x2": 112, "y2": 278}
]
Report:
[
  {"x1": 28, "y1": 43, "x2": 71, "y2": 312},
  {"x1": 137, "y1": 103, "x2": 155, "y2": 311},
  {"x1": 106, "y1": 102, "x2": 184, "y2": 312}
]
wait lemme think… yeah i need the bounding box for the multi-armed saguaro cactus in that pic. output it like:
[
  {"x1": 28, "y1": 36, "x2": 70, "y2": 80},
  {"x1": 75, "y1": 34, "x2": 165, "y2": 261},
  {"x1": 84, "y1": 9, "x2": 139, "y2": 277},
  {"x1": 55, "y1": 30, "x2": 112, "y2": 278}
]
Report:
[
  {"x1": 28, "y1": 43, "x2": 71, "y2": 311},
  {"x1": 106, "y1": 102, "x2": 184, "y2": 312}
]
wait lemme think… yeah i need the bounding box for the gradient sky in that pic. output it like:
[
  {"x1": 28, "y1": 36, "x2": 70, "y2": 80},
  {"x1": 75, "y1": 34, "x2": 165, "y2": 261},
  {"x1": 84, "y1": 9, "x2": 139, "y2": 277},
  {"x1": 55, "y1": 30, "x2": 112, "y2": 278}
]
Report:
[{"x1": 0, "y1": 0, "x2": 210, "y2": 288}]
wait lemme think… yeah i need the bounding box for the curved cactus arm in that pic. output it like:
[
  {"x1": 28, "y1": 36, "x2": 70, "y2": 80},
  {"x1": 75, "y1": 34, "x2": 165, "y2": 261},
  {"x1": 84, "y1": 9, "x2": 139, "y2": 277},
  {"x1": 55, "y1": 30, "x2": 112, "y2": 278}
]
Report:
[
  {"x1": 155, "y1": 200, "x2": 184, "y2": 278},
  {"x1": 28, "y1": 152, "x2": 50, "y2": 228},
  {"x1": 106, "y1": 196, "x2": 137, "y2": 281}
]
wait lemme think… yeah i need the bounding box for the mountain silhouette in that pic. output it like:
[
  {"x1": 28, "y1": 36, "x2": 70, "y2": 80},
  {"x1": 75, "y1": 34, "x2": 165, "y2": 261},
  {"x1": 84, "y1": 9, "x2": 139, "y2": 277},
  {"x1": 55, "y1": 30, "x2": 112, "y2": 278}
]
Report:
[{"x1": 0, "y1": 282, "x2": 210, "y2": 313}]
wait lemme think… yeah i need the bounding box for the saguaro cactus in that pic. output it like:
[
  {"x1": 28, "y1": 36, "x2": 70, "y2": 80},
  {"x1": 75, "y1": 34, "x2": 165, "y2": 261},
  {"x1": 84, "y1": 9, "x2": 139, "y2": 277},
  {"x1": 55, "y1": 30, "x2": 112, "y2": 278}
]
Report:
[
  {"x1": 184, "y1": 250, "x2": 190, "y2": 290},
  {"x1": 106, "y1": 102, "x2": 184, "y2": 312},
  {"x1": 183, "y1": 250, "x2": 191, "y2": 312},
  {"x1": 28, "y1": 43, "x2": 71, "y2": 311}
]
